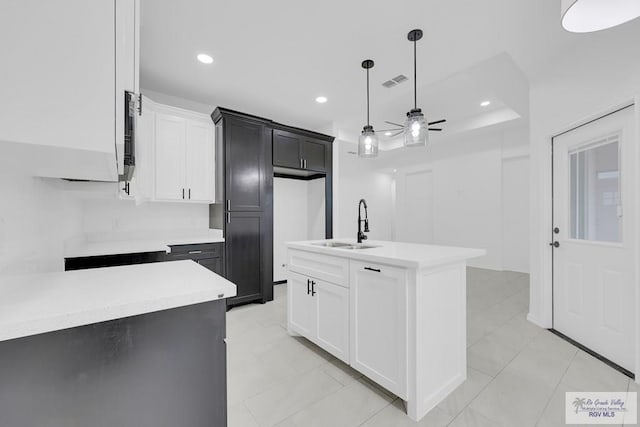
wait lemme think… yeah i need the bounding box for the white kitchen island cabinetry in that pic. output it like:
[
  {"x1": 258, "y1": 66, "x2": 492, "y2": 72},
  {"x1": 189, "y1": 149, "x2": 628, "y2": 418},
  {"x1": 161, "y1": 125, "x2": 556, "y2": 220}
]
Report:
[{"x1": 286, "y1": 240, "x2": 485, "y2": 422}]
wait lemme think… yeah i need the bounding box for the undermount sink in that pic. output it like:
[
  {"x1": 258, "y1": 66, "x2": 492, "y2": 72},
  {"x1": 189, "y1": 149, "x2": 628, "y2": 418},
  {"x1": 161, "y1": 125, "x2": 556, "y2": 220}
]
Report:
[
  {"x1": 312, "y1": 241, "x2": 353, "y2": 248},
  {"x1": 311, "y1": 241, "x2": 379, "y2": 250}
]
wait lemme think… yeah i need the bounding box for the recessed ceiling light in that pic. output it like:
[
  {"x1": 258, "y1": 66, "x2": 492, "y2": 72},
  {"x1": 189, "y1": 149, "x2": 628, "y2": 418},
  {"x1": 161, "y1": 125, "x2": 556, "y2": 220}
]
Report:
[
  {"x1": 480, "y1": 100, "x2": 491, "y2": 107},
  {"x1": 393, "y1": 169, "x2": 397, "y2": 173},
  {"x1": 385, "y1": 132, "x2": 392, "y2": 136},
  {"x1": 197, "y1": 54, "x2": 213, "y2": 64},
  {"x1": 315, "y1": 96, "x2": 328, "y2": 104}
]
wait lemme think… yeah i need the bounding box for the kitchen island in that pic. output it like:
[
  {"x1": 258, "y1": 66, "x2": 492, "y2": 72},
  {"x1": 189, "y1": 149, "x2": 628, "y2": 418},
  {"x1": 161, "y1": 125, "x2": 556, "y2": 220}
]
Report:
[
  {"x1": 0, "y1": 260, "x2": 236, "y2": 427},
  {"x1": 286, "y1": 239, "x2": 485, "y2": 422}
]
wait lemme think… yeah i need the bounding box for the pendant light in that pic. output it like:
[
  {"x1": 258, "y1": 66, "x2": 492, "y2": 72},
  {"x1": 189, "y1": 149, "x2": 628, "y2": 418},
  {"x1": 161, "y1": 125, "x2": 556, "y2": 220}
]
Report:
[
  {"x1": 561, "y1": 0, "x2": 640, "y2": 33},
  {"x1": 403, "y1": 29, "x2": 428, "y2": 148},
  {"x1": 358, "y1": 59, "x2": 379, "y2": 158}
]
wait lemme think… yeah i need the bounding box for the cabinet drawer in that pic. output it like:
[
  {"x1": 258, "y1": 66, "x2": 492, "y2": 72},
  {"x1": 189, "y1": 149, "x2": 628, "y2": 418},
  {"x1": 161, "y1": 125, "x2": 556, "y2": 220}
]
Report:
[
  {"x1": 288, "y1": 249, "x2": 349, "y2": 287},
  {"x1": 168, "y1": 242, "x2": 223, "y2": 258}
]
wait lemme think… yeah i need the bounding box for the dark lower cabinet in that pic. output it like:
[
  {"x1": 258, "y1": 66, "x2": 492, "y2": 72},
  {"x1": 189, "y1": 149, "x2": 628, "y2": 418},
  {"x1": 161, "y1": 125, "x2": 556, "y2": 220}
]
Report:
[
  {"x1": 166, "y1": 242, "x2": 225, "y2": 276},
  {"x1": 65, "y1": 251, "x2": 165, "y2": 271},
  {"x1": 0, "y1": 300, "x2": 227, "y2": 427},
  {"x1": 225, "y1": 211, "x2": 269, "y2": 305}
]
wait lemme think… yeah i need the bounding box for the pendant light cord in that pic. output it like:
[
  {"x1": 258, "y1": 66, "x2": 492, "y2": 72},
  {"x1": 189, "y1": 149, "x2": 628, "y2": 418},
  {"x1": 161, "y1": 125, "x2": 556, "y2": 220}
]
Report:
[
  {"x1": 413, "y1": 38, "x2": 417, "y2": 110},
  {"x1": 366, "y1": 67, "x2": 370, "y2": 126}
]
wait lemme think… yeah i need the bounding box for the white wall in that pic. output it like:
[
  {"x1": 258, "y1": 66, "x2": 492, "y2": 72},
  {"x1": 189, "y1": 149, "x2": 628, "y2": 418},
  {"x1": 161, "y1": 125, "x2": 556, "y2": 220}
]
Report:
[
  {"x1": 391, "y1": 127, "x2": 529, "y2": 271},
  {"x1": 273, "y1": 177, "x2": 327, "y2": 282},
  {"x1": 528, "y1": 22, "x2": 640, "y2": 328},
  {"x1": 81, "y1": 199, "x2": 209, "y2": 234},
  {"x1": 502, "y1": 156, "x2": 530, "y2": 272},
  {"x1": 333, "y1": 139, "x2": 394, "y2": 241},
  {"x1": 0, "y1": 167, "x2": 83, "y2": 274}
]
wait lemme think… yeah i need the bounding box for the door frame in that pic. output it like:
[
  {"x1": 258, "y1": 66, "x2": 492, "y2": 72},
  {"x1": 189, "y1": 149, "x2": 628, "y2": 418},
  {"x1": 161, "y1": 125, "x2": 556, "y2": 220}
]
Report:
[{"x1": 542, "y1": 98, "x2": 640, "y2": 379}]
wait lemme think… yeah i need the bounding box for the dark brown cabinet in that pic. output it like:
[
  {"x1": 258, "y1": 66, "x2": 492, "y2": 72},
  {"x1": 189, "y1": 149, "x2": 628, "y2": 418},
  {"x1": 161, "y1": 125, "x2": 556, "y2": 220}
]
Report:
[
  {"x1": 212, "y1": 108, "x2": 274, "y2": 307},
  {"x1": 273, "y1": 129, "x2": 328, "y2": 172}
]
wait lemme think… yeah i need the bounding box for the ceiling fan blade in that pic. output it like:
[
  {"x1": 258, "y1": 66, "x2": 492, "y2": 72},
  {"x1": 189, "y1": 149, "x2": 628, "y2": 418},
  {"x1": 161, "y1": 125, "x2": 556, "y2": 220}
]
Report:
[
  {"x1": 385, "y1": 121, "x2": 404, "y2": 127},
  {"x1": 428, "y1": 128, "x2": 442, "y2": 131},
  {"x1": 377, "y1": 128, "x2": 402, "y2": 132},
  {"x1": 428, "y1": 119, "x2": 446, "y2": 125},
  {"x1": 391, "y1": 131, "x2": 403, "y2": 137}
]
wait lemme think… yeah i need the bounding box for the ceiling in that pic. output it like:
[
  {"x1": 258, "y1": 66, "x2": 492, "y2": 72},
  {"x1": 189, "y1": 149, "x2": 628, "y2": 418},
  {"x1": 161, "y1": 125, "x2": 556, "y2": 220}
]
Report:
[{"x1": 140, "y1": 0, "x2": 599, "y2": 138}]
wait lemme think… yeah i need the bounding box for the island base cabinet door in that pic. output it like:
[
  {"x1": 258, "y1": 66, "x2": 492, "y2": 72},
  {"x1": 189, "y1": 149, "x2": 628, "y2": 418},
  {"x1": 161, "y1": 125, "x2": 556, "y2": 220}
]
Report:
[
  {"x1": 287, "y1": 271, "x2": 315, "y2": 337},
  {"x1": 315, "y1": 281, "x2": 349, "y2": 363},
  {"x1": 350, "y1": 261, "x2": 408, "y2": 399}
]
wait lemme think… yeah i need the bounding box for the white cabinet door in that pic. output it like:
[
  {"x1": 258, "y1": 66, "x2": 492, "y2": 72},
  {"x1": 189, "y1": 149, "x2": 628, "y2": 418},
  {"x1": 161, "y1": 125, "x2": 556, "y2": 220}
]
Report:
[
  {"x1": 315, "y1": 280, "x2": 350, "y2": 363},
  {"x1": 155, "y1": 113, "x2": 186, "y2": 201},
  {"x1": 350, "y1": 261, "x2": 408, "y2": 399},
  {"x1": 185, "y1": 120, "x2": 214, "y2": 202},
  {"x1": 288, "y1": 271, "x2": 315, "y2": 337}
]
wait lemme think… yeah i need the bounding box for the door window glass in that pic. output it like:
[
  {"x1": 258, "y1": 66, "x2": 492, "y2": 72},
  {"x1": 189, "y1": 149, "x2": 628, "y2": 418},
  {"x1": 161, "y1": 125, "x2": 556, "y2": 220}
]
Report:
[{"x1": 569, "y1": 136, "x2": 621, "y2": 242}]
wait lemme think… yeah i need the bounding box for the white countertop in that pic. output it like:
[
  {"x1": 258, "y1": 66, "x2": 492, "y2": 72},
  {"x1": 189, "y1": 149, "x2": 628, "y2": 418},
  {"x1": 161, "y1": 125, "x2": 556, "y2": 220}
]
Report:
[
  {"x1": 64, "y1": 229, "x2": 225, "y2": 258},
  {"x1": 0, "y1": 260, "x2": 236, "y2": 343},
  {"x1": 286, "y1": 239, "x2": 486, "y2": 269}
]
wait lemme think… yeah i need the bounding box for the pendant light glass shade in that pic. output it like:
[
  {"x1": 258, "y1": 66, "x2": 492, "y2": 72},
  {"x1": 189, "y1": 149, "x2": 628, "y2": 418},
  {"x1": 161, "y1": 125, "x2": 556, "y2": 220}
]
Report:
[
  {"x1": 404, "y1": 109, "x2": 429, "y2": 147},
  {"x1": 561, "y1": 0, "x2": 640, "y2": 33},
  {"x1": 358, "y1": 125, "x2": 379, "y2": 157},
  {"x1": 358, "y1": 59, "x2": 378, "y2": 158}
]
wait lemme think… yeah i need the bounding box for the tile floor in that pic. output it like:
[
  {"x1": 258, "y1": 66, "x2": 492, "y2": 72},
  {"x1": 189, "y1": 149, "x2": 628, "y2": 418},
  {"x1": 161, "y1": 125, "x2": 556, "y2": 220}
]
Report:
[{"x1": 226, "y1": 268, "x2": 636, "y2": 427}]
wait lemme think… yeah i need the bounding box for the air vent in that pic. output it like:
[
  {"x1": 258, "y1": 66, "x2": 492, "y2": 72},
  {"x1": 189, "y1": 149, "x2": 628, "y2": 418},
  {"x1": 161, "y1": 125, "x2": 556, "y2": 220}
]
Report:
[
  {"x1": 392, "y1": 74, "x2": 408, "y2": 83},
  {"x1": 382, "y1": 74, "x2": 408, "y2": 88}
]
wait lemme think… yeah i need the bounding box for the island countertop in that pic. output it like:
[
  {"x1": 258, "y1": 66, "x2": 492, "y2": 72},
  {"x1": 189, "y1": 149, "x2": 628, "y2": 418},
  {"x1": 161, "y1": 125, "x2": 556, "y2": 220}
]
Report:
[
  {"x1": 286, "y1": 239, "x2": 486, "y2": 269},
  {"x1": 0, "y1": 260, "x2": 236, "y2": 343}
]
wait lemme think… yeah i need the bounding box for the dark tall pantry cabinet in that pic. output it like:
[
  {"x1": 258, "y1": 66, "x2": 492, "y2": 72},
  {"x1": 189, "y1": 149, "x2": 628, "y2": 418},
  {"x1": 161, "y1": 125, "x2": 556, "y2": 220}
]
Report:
[
  {"x1": 210, "y1": 107, "x2": 334, "y2": 307},
  {"x1": 212, "y1": 108, "x2": 274, "y2": 306}
]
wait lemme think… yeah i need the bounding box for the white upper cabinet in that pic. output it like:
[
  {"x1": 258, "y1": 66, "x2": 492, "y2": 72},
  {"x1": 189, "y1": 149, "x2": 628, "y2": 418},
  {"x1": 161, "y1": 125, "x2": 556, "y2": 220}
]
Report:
[
  {"x1": 139, "y1": 97, "x2": 215, "y2": 203},
  {"x1": 0, "y1": 0, "x2": 139, "y2": 182},
  {"x1": 155, "y1": 113, "x2": 187, "y2": 201},
  {"x1": 185, "y1": 120, "x2": 215, "y2": 202}
]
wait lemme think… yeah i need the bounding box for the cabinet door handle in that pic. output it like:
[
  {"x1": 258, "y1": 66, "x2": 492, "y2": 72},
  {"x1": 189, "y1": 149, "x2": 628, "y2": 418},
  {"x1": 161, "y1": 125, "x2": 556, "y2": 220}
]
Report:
[
  {"x1": 304, "y1": 159, "x2": 307, "y2": 169},
  {"x1": 226, "y1": 199, "x2": 231, "y2": 210},
  {"x1": 307, "y1": 279, "x2": 310, "y2": 295},
  {"x1": 364, "y1": 266, "x2": 381, "y2": 273},
  {"x1": 226, "y1": 212, "x2": 231, "y2": 224},
  {"x1": 299, "y1": 158, "x2": 303, "y2": 169},
  {"x1": 311, "y1": 280, "x2": 316, "y2": 296},
  {"x1": 188, "y1": 250, "x2": 202, "y2": 255},
  {"x1": 188, "y1": 188, "x2": 191, "y2": 200},
  {"x1": 182, "y1": 188, "x2": 185, "y2": 199}
]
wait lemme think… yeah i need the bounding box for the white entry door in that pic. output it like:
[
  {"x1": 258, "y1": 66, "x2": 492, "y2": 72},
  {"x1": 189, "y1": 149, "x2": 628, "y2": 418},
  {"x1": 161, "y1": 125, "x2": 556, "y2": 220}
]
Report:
[{"x1": 552, "y1": 106, "x2": 636, "y2": 372}]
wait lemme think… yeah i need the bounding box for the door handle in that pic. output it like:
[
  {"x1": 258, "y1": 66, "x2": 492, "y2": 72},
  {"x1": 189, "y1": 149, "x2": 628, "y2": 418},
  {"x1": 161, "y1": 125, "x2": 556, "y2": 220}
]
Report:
[
  {"x1": 311, "y1": 280, "x2": 316, "y2": 296},
  {"x1": 226, "y1": 199, "x2": 231, "y2": 210},
  {"x1": 307, "y1": 279, "x2": 310, "y2": 295},
  {"x1": 364, "y1": 266, "x2": 381, "y2": 273},
  {"x1": 549, "y1": 241, "x2": 560, "y2": 248},
  {"x1": 182, "y1": 188, "x2": 185, "y2": 199},
  {"x1": 188, "y1": 188, "x2": 191, "y2": 200},
  {"x1": 226, "y1": 212, "x2": 230, "y2": 224},
  {"x1": 299, "y1": 158, "x2": 303, "y2": 169},
  {"x1": 303, "y1": 159, "x2": 307, "y2": 169}
]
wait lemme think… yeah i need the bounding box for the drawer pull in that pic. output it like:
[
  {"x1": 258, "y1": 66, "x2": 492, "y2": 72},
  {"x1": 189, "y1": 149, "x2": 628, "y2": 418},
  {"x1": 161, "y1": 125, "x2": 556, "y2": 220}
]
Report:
[
  {"x1": 188, "y1": 250, "x2": 203, "y2": 255},
  {"x1": 364, "y1": 267, "x2": 381, "y2": 273}
]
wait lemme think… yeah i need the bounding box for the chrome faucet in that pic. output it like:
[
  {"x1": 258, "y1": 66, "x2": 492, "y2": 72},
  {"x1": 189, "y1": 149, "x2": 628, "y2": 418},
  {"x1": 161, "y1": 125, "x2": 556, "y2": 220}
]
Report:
[{"x1": 357, "y1": 199, "x2": 370, "y2": 243}]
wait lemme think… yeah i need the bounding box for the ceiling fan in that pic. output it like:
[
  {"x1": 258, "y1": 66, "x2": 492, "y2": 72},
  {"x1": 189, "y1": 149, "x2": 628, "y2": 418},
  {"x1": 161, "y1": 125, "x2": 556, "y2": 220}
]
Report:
[{"x1": 378, "y1": 118, "x2": 447, "y2": 138}]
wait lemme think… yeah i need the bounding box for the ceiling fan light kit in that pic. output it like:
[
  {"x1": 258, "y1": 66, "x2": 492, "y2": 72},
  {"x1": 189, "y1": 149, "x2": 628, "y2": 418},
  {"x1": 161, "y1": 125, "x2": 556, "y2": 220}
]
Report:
[
  {"x1": 561, "y1": 0, "x2": 640, "y2": 33},
  {"x1": 358, "y1": 59, "x2": 379, "y2": 158}
]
